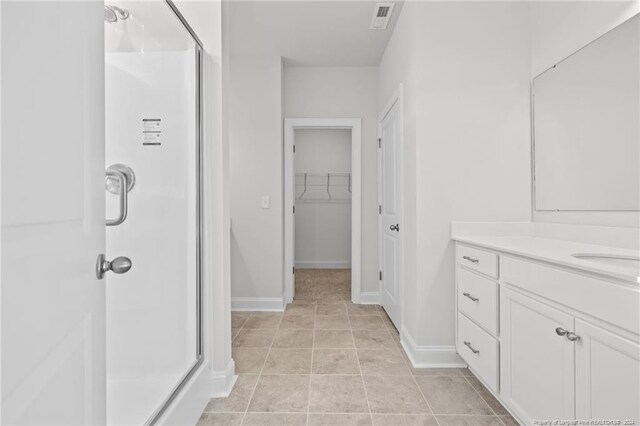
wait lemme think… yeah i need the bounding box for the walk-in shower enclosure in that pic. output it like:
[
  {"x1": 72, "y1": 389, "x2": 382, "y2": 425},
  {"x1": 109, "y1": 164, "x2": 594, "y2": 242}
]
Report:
[{"x1": 104, "y1": 2, "x2": 202, "y2": 424}]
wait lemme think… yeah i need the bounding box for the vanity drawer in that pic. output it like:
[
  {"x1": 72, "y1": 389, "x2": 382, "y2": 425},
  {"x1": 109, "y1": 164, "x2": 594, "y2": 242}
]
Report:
[
  {"x1": 457, "y1": 267, "x2": 498, "y2": 335},
  {"x1": 457, "y1": 313, "x2": 499, "y2": 393},
  {"x1": 457, "y1": 245, "x2": 499, "y2": 278}
]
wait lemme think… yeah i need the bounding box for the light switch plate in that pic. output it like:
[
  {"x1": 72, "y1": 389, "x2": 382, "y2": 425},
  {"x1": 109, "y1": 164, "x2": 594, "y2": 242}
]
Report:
[{"x1": 261, "y1": 196, "x2": 270, "y2": 209}]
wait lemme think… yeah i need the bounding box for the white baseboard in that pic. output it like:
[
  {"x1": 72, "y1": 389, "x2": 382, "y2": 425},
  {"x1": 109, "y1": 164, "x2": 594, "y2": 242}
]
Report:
[
  {"x1": 295, "y1": 261, "x2": 351, "y2": 269},
  {"x1": 400, "y1": 327, "x2": 467, "y2": 368},
  {"x1": 210, "y1": 359, "x2": 237, "y2": 398},
  {"x1": 231, "y1": 297, "x2": 285, "y2": 312},
  {"x1": 359, "y1": 291, "x2": 381, "y2": 304}
]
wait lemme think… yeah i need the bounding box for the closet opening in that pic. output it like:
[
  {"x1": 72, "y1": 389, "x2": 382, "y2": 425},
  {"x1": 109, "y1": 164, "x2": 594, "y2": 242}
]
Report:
[{"x1": 284, "y1": 119, "x2": 362, "y2": 305}]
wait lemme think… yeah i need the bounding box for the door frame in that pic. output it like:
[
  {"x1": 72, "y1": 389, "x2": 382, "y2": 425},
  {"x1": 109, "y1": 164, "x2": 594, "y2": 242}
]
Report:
[
  {"x1": 284, "y1": 118, "x2": 362, "y2": 304},
  {"x1": 378, "y1": 85, "x2": 404, "y2": 327}
]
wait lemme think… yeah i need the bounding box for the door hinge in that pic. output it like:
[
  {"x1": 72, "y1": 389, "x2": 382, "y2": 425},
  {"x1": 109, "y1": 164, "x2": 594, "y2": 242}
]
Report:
[
  {"x1": 293, "y1": 205, "x2": 295, "y2": 214},
  {"x1": 378, "y1": 138, "x2": 381, "y2": 148},
  {"x1": 293, "y1": 145, "x2": 296, "y2": 153},
  {"x1": 379, "y1": 271, "x2": 382, "y2": 280},
  {"x1": 293, "y1": 267, "x2": 295, "y2": 274},
  {"x1": 379, "y1": 205, "x2": 382, "y2": 214}
]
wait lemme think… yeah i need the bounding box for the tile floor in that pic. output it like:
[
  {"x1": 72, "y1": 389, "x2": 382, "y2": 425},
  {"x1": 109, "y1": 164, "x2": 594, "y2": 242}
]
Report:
[{"x1": 199, "y1": 270, "x2": 517, "y2": 426}]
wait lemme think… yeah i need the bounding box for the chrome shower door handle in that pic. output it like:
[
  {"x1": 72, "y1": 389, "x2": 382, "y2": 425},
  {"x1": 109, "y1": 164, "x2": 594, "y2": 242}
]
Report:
[{"x1": 105, "y1": 169, "x2": 128, "y2": 226}]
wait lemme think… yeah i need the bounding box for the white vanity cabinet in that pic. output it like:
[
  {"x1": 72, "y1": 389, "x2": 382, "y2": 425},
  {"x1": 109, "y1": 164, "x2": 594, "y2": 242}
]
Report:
[
  {"x1": 574, "y1": 319, "x2": 640, "y2": 421},
  {"x1": 500, "y1": 288, "x2": 576, "y2": 423},
  {"x1": 455, "y1": 242, "x2": 640, "y2": 425}
]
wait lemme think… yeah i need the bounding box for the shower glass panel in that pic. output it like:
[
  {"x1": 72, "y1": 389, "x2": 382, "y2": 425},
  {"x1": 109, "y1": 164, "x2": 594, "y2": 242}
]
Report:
[{"x1": 104, "y1": 2, "x2": 202, "y2": 424}]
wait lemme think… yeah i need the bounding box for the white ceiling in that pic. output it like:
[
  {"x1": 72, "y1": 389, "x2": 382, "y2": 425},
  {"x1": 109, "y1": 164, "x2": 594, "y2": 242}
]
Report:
[{"x1": 225, "y1": 0, "x2": 404, "y2": 66}]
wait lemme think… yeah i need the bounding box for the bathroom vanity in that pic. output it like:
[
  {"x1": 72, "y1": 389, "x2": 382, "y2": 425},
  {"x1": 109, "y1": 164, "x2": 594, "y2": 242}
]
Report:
[{"x1": 452, "y1": 224, "x2": 640, "y2": 425}]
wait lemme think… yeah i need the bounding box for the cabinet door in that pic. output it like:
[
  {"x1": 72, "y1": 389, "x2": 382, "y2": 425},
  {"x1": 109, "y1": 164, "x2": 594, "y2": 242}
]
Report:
[
  {"x1": 501, "y1": 288, "x2": 575, "y2": 423},
  {"x1": 575, "y1": 319, "x2": 640, "y2": 422}
]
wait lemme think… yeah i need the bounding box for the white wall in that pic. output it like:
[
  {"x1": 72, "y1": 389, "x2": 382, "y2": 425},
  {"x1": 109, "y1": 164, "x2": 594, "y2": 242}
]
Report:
[
  {"x1": 379, "y1": 2, "x2": 532, "y2": 363},
  {"x1": 284, "y1": 66, "x2": 379, "y2": 292},
  {"x1": 295, "y1": 129, "x2": 352, "y2": 268},
  {"x1": 229, "y1": 56, "x2": 284, "y2": 302},
  {"x1": 530, "y1": 1, "x2": 640, "y2": 228}
]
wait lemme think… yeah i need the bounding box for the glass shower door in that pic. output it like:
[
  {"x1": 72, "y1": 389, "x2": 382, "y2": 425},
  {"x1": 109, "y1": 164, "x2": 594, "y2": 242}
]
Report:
[{"x1": 104, "y1": 2, "x2": 202, "y2": 424}]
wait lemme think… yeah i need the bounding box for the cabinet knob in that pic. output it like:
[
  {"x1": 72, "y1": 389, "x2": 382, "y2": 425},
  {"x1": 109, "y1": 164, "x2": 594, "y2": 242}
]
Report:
[
  {"x1": 566, "y1": 332, "x2": 581, "y2": 342},
  {"x1": 555, "y1": 327, "x2": 568, "y2": 336}
]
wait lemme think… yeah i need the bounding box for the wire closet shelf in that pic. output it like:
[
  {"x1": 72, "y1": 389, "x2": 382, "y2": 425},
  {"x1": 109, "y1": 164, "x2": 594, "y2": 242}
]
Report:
[{"x1": 295, "y1": 172, "x2": 352, "y2": 204}]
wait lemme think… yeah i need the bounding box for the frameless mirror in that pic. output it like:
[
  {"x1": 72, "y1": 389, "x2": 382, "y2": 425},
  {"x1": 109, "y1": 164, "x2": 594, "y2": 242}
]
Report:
[{"x1": 533, "y1": 14, "x2": 639, "y2": 211}]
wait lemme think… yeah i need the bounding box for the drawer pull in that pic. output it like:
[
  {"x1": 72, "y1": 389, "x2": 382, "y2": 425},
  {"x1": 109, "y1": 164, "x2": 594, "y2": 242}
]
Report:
[
  {"x1": 463, "y1": 256, "x2": 479, "y2": 264},
  {"x1": 555, "y1": 327, "x2": 568, "y2": 337},
  {"x1": 462, "y1": 292, "x2": 479, "y2": 302},
  {"x1": 463, "y1": 341, "x2": 480, "y2": 354}
]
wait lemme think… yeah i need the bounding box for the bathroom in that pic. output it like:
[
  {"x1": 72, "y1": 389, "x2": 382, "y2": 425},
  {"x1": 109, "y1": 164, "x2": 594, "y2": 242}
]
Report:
[{"x1": 0, "y1": 0, "x2": 638, "y2": 425}]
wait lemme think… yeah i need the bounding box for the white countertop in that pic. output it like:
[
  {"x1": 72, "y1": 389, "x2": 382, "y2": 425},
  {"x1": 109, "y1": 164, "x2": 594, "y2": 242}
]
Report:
[{"x1": 452, "y1": 235, "x2": 640, "y2": 284}]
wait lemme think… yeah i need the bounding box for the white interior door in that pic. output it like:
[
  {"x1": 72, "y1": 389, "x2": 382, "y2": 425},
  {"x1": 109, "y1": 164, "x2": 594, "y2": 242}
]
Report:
[
  {"x1": 379, "y1": 100, "x2": 402, "y2": 328},
  {"x1": 1, "y1": 2, "x2": 107, "y2": 424}
]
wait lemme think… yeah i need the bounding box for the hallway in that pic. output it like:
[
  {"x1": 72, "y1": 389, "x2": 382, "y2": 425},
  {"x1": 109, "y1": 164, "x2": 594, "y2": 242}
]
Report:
[{"x1": 202, "y1": 273, "x2": 515, "y2": 425}]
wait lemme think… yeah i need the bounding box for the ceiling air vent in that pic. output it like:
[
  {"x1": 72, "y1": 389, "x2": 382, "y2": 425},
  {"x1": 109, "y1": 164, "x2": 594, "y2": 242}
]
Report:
[{"x1": 370, "y1": 2, "x2": 395, "y2": 30}]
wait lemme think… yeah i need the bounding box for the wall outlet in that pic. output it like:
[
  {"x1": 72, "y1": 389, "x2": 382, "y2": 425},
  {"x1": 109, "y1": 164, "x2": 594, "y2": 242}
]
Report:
[{"x1": 261, "y1": 196, "x2": 270, "y2": 209}]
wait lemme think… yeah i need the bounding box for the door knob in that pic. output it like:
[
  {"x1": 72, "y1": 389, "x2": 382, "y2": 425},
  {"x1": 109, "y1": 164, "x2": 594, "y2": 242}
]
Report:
[
  {"x1": 390, "y1": 224, "x2": 399, "y2": 231},
  {"x1": 96, "y1": 254, "x2": 132, "y2": 279}
]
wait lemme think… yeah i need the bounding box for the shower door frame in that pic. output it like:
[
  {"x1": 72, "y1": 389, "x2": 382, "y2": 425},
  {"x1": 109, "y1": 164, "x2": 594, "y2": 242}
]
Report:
[{"x1": 142, "y1": 1, "x2": 204, "y2": 424}]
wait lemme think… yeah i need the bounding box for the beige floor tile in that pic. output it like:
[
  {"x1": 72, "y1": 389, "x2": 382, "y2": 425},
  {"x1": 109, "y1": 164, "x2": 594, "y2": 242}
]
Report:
[
  {"x1": 197, "y1": 413, "x2": 244, "y2": 425},
  {"x1": 232, "y1": 347, "x2": 269, "y2": 374},
  {"x1": 262, "y1": 349, "x2": 312, "y2": 374},
  {"x1": 284, "y1": 303, "x2": 317, "y2": 316},
  {"x1": 247, "y1": 375, "x2": 310, "y2": 413},
  {"x1": 314, "y1": 330, "x2": 355, "y2": 348},
  {"x1": 233, "y1": 329, "x2": 276, "y2": 348},
  {"x1": 309, "y1": 375, "x2": 369, "y2": 413},
  {"x1": 279, "y1": 315, "x2": 316, "y2": 330},
  {"x1": 352, "y1": 330, "x2": 397, "y2": 349},
  {"x1": 316, "y1": 303, "x2": 348, "y2": 315},
  {"x1": 349, "y1": 316, "x2": 386, "y2": 330},
  {"x1": 204, "y1": 375, "x2": 259, "y2": 413},
  {"x1": 232, "y1": 328, "x2": 242, "y2": 340},
  {"x1": 272, "y1": 329, "x2": 314, "y2": 348},
  {"x1": 312, "y1": 348, "x2": 361, "y2": 374},
  {"x1": 371, "y1": 414, "x2": 438, "y2": 425},
  {"x1": 357, "y1": 349, "x2": 411, "y2": 375},
  {"x1": 243, "y1": 313, "x2": 283, "y2": 329},
  {"x1": 363, "y1": 375, "x2": 430, "y2": 414},
  {"x1": 308, "y1": 413, "x2": 373, "y2": 425},
  {"x1": 411, "y1": 368, "x2": 464, "y2": 377},
  {"x1": 347, "y1": 304, "x2": 380, "y2": 316},
  {"x1": 465, "y1": 376, "x2": 510, "y2": 415},
  {"x1": 242, "y1": 413, "x2": 307, "y2": 425},
  {"x1": 415, "y1": 376, "x2": 493, "y2": 415},
  {"x1": 315, "y1": 315, "x2": 350, "y2": 330},
  {"x1": 232, "y1": 312, "x2": 252, "y2": 329},
  {"x1": 436, "y1": 415, "x2": 504, "y2": 425}
]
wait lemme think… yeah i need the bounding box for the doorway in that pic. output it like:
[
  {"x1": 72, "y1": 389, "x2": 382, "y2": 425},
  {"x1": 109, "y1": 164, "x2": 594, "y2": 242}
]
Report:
[{"x1": 284, "y1": 119, "x2": 362, "y2": 304}]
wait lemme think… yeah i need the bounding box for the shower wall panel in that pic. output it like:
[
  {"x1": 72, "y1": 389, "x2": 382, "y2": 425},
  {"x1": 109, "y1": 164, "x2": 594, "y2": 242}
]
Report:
[{"x1": 105, "y1": 50, "x2": 197, "y2": 424}]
